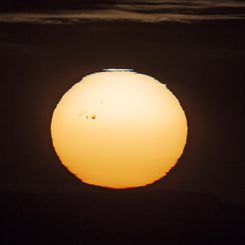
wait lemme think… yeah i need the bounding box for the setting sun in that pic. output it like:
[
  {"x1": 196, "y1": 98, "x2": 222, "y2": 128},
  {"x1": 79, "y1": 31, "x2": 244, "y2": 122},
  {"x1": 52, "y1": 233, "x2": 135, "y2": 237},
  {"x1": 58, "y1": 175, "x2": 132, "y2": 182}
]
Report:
[{"x1": 51, "y1": 70, "x2": 188, "y2": 189}]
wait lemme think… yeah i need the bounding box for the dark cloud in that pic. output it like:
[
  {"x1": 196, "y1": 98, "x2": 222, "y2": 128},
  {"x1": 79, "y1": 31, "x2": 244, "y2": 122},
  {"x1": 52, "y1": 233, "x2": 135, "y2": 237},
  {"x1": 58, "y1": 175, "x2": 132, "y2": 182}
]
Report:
[{"x1": 0, "y1": 0, "x2": 245, "y2": 24}]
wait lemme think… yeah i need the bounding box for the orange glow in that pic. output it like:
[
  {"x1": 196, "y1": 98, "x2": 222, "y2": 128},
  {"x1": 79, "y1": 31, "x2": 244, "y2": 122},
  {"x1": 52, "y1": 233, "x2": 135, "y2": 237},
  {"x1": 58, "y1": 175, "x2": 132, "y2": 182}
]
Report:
[{"x1": 51, "y1": 70, "x2": 188, "y2": 189}]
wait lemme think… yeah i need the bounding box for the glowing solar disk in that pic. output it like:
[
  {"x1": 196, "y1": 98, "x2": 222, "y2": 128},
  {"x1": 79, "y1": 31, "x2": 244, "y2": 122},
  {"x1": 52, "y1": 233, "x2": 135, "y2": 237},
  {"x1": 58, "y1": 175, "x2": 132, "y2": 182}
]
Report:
[{"x1": 51, "y1": 70, "x2": 188, "y2": 189}]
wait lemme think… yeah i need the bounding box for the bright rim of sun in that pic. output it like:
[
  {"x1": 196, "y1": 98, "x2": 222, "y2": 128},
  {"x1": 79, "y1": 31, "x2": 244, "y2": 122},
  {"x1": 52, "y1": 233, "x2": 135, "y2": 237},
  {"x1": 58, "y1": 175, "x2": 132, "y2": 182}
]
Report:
[{"x1": 51, "y1": 69, "x2": 188, "y2": 189}]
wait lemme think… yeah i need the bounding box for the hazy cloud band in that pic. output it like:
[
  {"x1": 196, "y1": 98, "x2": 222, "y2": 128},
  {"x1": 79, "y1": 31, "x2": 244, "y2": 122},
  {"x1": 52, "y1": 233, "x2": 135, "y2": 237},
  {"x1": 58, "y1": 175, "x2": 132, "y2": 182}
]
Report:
[{"x1": 0, "y1": 0, "x2": 245, "y2": 24}]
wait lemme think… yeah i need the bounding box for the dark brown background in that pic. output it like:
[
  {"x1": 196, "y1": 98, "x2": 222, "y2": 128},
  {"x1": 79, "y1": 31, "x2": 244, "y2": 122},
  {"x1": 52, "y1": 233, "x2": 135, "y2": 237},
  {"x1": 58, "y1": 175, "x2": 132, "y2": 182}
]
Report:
[
  {"x1": 2, "y1": 21, "x2": 244, "y2": 203},
  {"x1": 1, "y1": 1, "x2": 245, "y2": 244}
]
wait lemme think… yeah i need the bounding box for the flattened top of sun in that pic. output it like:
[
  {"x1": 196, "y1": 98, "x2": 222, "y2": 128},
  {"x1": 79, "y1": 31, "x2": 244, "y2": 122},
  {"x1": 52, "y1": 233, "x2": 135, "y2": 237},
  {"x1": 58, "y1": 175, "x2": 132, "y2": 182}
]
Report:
[{"x1": 51, "y1": 69, "x2": 188, "y2": 189}]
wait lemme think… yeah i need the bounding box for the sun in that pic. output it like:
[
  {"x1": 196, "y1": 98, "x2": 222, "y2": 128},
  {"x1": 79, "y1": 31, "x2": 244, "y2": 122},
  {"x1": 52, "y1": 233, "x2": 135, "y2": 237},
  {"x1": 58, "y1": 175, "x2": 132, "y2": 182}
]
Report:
[{"x1": 51, "y1": 69, "x2": 188, "y2": 189}]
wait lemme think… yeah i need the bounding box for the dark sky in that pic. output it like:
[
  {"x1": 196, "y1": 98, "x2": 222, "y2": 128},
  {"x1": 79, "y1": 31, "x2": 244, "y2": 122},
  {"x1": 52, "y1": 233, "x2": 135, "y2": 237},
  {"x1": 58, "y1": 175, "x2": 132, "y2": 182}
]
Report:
[{"x1": 1, "y1": 2, "x2": 245, "y2": 206}]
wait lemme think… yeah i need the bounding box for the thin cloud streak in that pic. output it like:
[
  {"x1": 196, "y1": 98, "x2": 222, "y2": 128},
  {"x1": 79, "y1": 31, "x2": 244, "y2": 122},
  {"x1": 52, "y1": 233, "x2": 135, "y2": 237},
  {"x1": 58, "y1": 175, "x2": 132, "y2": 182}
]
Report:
[
  {"x1": 0, "y1": 11, "x2": 243, "y2": 24},
  {"x1": 0, "y1": 0, "x2": 245, "y2": 24}
]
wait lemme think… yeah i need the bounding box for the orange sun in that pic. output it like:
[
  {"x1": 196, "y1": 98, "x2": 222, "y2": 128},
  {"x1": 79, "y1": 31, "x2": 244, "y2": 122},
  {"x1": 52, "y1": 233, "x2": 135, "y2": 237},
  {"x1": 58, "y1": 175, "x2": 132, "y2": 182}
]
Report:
[{"x1": 51, "y1": 70, "x2": 188, "y2": 189}]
